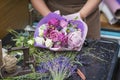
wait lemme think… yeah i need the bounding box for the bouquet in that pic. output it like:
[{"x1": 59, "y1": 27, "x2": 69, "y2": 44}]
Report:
[{"x1": 34, "y1": 13, "x2": 88, "y2": 51}]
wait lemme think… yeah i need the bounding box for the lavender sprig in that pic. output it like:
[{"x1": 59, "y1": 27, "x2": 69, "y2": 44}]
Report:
[
  {"x1": 44, "y1": 56, "x2": 77, "y2": 80},
  {"x1": 36, "y1": 55, "x2": 77, "y2": 80}
]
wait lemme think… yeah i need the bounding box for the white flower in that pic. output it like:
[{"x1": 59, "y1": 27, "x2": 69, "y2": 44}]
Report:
[
  {"x1": 38, "y1": 28, "x2": 44, "y2": 37},
  {"x1": 34, "y1": 37, "x2": 45, "y2": 45},
  {"x1": 16, "y1": 52, "x2": 23, "y2": 56},
  {"x1": 45, "y1": 38, "x2": 53, "y2": 48},
  {"x1": 39, "y1": 24, "x2": 47, "y2": 30},
  {"x1": 38, "y1": 24, "x2": 48, "y2": 37},
  {"x1": 27, "y1": 39, "x2": 34, "y2": 45}
]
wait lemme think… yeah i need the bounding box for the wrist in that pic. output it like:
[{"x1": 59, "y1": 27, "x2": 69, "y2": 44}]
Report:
[
  {"x1": 79, "y1": 12, "x2": 85, "y2": 19},
  {"x1": 79, "y1": 11, "x2": 87, "y2": 22},
  {"x1": 42, "y1": 11, "x2": 51, "y2": 16}
]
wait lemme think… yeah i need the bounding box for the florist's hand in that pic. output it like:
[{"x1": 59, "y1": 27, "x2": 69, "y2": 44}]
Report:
[{"x1": 62, "y1": 12, "x2": 82, "y2": 21}]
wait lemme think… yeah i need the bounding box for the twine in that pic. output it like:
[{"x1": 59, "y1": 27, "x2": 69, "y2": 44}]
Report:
[{"x1": 0, "y1": 55, "x2": 17, "y2": 78}]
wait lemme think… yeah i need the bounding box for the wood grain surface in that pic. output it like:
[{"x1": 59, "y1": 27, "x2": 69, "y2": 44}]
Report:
[{"x1": 0, "y1": 0, "x2": 29, "y2": 39}]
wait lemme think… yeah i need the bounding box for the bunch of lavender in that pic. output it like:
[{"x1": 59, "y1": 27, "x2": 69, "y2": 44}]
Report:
[{"x1": 41, "y1": 56, "x2": 77, "y2": 80}]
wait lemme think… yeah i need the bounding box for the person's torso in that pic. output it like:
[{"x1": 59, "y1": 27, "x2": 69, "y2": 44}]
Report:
[
  {"x1": 47, "y1": 0, "x2": 86, "y2": 5},
  {"x1": 45, "y1": 0, "x2": 87, "y2": 15}
]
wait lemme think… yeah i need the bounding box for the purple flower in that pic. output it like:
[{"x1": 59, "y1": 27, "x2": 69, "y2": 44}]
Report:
[
  {"x1": 44, "y1": 28, "x2": 53, "y2": 37},
  {"x1": 68, "y1": 31, "x2": 82, "y2": 50},
  {"x1": 49, "y1": 30, "x2": 60, "y2": 42},
  {"x1": 58, "y1": 33, "x2": 68, "y2": 47},
  {"x1": 69, "y1": 20, "x2": 84, "y2": 28},
  {"x1": 58, "y1": 32, "x2": 66, "y2": 42},
  {"x1": 36, "y1": 57, "x2": 77, "y2": 80},
  {"x1": 44, "y1": 56, "x2": 76, "y2": 80},
  {"x1": 56, "y1": 26, "x2": 62, "y2": 31},
  {"x1": 48, "y1": 18, "x2": 59, "y2": 27},
  {"x1": 36, "y1": 62, "x2": 48, "y2": 73},
  {"x1": 60, "y1": 19, "x2": 68, "y2": 28}
]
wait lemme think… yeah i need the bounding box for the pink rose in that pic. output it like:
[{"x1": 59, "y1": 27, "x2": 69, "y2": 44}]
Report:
[
  {"x1": 44, "y1": 28, "x2": 53, "y2": 37},
  {"x1": 49, "y1": 30, "x2": 60, "y2": 42},
  {"x1": 58, "y1": 33, "x2": 65, "y2": 42},
  {"x1": 48, "y1": 18, "x2": 59, "y2": 27},
  {"x1": 60, "y1": 20, "x2": 68, "y2": 28},
  {"x1": 68, "y1": 31, "x2": 82, "y2": 50},
  {"x1": 58, "y1": 33, "x2": 68, "y2": 47}
]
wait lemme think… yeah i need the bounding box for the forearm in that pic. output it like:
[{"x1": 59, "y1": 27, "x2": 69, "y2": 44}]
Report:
[
  {"x1": 31, "y1": 0, "x2": 51, "y2": 16},
  {"x1": 79, "y1": 0, "x2": 101, "y2": 19}
]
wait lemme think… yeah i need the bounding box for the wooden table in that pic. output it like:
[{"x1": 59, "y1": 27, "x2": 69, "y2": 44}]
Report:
[{"x1": 100, "y1": 13, "x2": 120, "y2": 31}]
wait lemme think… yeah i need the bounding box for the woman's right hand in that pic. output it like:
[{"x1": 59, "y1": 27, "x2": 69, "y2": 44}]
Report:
[
  {"x1": 31, "y1": 0, "x2": 51, "y2": 16},
  {"x1": 62, "y1": 12, "x2": 82, "y2": 21}
]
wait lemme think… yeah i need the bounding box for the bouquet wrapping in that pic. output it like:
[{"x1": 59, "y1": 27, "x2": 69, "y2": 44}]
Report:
[{"x1": 34, "y1": 13, "x2": 88, "y2": 51}]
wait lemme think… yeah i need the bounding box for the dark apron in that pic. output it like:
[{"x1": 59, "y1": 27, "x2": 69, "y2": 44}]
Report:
[{"x1": 45, "y1": 0, "x2": 101, "y2": 40}]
